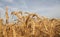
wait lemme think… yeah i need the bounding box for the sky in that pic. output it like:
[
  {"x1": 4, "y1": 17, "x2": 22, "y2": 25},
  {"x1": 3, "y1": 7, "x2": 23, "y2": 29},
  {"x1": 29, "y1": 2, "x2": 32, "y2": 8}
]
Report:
[{"x1": 0, "y1": 0, "x2": 60, "y2": 20}]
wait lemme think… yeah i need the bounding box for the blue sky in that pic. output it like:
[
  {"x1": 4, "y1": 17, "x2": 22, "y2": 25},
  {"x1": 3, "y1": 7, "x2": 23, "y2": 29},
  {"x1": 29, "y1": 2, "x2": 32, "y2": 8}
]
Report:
[{"x1": 0, "y1": 0, "x2": 60, "y2": 19}]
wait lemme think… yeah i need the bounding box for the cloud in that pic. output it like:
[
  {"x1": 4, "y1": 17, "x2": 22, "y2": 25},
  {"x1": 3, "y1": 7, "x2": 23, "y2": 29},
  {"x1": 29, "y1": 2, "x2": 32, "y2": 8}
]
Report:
[
  {"x1": 36, "y1": 5, "x2": 60, "y2": 18},
  {"x1": 0, "y1": 7, "x2": 5, "y2": 19},
  {"x1": 0, "y1": 3, "x2": 3, "y2": 6},
  {"x1": 0, "y1": 7, "x2": 5, "y2": 13},
  {"x1": 4, "y1": 0, "x2": 13, "y2": 3},
  {"x1": 0, "y1": 0, "x2": 60, "y2": 18}
]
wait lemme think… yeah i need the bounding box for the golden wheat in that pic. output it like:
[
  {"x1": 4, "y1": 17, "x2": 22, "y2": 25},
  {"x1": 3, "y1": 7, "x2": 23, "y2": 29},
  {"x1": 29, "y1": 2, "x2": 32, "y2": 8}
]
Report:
[{"x1": 0, "y1": 10, "x2": 60, "y2": 37}]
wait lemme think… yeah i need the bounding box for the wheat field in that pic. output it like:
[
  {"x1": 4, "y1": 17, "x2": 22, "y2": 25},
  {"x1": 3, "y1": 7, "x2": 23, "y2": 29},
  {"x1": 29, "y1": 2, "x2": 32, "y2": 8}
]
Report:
[{"x1": 0, "y1": 11, "x2": 60, "y2": 37}]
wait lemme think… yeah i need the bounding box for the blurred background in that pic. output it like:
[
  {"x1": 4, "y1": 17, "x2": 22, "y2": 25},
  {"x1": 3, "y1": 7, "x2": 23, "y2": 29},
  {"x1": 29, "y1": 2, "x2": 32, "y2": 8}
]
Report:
[{"x1": 0, "y1": 0, "x2": 60, "y2": 22}]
